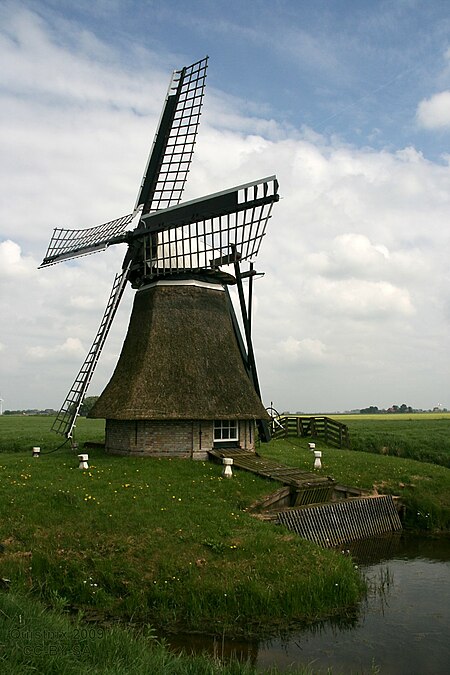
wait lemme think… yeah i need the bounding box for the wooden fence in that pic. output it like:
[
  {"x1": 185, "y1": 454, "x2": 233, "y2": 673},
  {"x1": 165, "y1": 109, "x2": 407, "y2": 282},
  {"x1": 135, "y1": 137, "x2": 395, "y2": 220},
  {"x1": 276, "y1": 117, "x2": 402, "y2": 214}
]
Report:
[{"x1": 271, "y1": 415, "x2": 350, "y2": 448}]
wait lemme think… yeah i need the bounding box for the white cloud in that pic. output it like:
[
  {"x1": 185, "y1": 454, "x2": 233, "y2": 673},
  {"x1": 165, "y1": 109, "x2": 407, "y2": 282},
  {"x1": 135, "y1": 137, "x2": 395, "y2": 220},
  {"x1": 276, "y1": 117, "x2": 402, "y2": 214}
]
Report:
[
  {"x1": 303, "y1": 278, "x2": 414, "y2": 320},
  {"x1": 0, "y1": 240, "x2": 36, "y2": 279},
  {"x1": 26, "y1": 337, "x2": 85, "y2": 362},
  {"x1": 0, "y1": 6, "x2": 162, "y2": 112},
  {"x1": 305, "y1": 233, "x2": 426, "y2": 283},
  {"x1": 69, "y1": 294, "x2": 106, "y2": 311},
  {"x1": 276, "y1": 336, "x2": 329, "y2": 365},
  {"x1": 416, "y1": 91, "x2": 450, "y2": 130},
  {"x1": 1, "y1": 3, "x2": 449, "y2": 412}
]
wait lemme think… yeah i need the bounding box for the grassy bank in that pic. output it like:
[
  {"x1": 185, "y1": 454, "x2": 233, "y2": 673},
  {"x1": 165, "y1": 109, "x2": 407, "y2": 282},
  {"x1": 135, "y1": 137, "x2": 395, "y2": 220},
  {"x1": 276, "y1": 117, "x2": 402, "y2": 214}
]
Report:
[
  {"x1": 2, "y1": 591, "x2": 330, "y2": 675},
  {"x1": 0, "y1": 417, "x2": 363, "y2": 638},
  {"x1": 260, "y1": 436, "x2": 450, "y2": 531},
  {"x1": 336, "y1": 413, "x2": 450, "y2": 468},
  {"x1": 1, "y1": 413, "x2": 449, "y2": 651},
  {"x1": 0, "y1": 590, "x2": 245, "y2": 675}
]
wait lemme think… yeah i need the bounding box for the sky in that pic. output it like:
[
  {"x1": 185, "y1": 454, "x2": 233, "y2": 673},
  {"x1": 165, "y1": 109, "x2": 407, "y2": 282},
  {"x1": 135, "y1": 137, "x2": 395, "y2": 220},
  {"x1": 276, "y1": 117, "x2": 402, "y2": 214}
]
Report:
[{"x1": 1, "y1": 0, "x2": 449, "y2": 414}]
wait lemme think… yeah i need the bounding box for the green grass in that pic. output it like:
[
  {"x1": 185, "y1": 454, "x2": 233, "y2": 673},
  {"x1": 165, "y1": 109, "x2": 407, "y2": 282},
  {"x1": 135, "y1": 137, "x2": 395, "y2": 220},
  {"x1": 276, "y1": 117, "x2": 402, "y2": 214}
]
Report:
[
  {"x1": 0, "y1": 416, "x2": 445, "y2": 674},
  {"x1": 260, "y1": 436, "x2": 450, "y2": 531},
  {"x1": 333, "y1": 414, "x2": 450, "y2": 469},
  {"x1": 2, "y1": 591, "x2": 326, "y2": 674},
  {"x1": 0, "y1": 415, "x2": 105, "y2": 453},
  {"x1": 1, "y1": 412, "x2": 449, "y2": 656},
  {"x1": 0, "y1": 417, "x2": 363, "y2": 639},
  {"x1": 336, "y1": 412, "x2": 450, "y2": 421}
]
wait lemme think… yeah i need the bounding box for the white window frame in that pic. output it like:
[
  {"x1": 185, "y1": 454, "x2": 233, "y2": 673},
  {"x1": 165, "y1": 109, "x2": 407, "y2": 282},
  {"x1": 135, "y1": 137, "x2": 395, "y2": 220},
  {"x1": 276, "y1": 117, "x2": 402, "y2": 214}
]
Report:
[{"x1": 214, "y1": 420, "x2": 238, "y2": 442}]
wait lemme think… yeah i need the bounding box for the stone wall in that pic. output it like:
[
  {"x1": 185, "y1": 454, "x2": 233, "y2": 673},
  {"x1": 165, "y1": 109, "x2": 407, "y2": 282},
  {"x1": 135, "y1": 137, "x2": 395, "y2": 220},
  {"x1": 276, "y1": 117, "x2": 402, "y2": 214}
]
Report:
[{"x1": 105, "y1": 418, "x2": 256, "y2": 458}]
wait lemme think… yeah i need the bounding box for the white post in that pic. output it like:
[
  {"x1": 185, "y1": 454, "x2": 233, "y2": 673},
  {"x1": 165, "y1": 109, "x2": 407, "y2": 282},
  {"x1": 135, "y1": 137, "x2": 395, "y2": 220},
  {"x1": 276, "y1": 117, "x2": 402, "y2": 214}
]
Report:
[
  {"x1": 222, "y1": 457, "x2": 233, "y2": 478},
  {"x1": 313, "y1": 450, "x2": 322, "y2": 469},
  {"x1": 308, "y1": 442, "x2": 316, "y2": 451},
  {"x1": 78, "y1": 454, "x2": 89, "y2": 470},
  {"x1": 32, "y1": 446, "x2": 40, "y2": 458}
]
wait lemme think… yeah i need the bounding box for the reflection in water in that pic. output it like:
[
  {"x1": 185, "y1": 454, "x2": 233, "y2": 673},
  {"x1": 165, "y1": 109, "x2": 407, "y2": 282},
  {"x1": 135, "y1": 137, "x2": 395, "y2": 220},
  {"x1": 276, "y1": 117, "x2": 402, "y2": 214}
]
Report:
[
  {"x1": 346, "y1": 531, "x2": 450, "y2": 565},
  {"x1": 167, "y1": 534, "x2": 450, "y2": 674},
  {"x1": 166, "y1": 633, "x2": 259, "y2": 667}
]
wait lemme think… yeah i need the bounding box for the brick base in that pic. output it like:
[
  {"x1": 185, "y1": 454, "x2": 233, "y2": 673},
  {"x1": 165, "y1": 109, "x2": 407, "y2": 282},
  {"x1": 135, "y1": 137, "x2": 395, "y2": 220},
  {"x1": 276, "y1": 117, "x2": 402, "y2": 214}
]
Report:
[{"x1": 105, "y1": 419, "x2": 256, "y2": 458}]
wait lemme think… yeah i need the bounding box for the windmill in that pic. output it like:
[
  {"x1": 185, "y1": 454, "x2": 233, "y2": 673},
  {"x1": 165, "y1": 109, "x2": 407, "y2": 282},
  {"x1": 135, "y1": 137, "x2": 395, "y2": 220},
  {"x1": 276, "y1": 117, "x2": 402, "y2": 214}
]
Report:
[{"x1": 40, "y1": 57, "x2": 279, "y2": 458}]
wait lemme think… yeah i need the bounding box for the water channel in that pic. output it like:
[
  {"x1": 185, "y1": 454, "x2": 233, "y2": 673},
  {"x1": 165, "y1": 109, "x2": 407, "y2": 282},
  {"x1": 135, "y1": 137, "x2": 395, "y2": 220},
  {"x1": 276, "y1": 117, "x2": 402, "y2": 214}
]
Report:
[{"x1": 168, "y1": 534, "x2": 450, "y2": 674}]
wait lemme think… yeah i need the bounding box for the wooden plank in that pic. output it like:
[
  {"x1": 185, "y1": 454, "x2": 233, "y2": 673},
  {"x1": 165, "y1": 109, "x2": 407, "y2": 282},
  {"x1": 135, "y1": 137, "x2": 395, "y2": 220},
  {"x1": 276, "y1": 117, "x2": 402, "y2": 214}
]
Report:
[
  {"x1": 277, "y1": 496, "x2": 402, "y2": 547},
  {"x1": 208, "y1": 448, "x2": 336, "y2": 491},
  {"x1": 249, "y1": 486, "x2": 292, "y2": 511}
]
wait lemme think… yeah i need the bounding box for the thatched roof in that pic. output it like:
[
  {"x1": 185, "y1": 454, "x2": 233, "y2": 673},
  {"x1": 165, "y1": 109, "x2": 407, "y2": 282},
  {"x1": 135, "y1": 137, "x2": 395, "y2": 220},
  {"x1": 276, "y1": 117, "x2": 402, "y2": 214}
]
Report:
[{"x1": 89, "y1": 281, "x2": 269, "y2": 421}]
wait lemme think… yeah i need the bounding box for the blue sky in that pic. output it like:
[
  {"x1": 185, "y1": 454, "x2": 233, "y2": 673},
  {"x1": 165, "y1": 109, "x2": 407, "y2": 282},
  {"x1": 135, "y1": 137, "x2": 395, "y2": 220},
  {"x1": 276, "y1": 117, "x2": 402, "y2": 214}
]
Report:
[
  {"x1": 1, "y1": 0, "x2": 449, "y2": 412},
  {"x1": 30, "y1": 0, "x2": 450, "y2": 158}
]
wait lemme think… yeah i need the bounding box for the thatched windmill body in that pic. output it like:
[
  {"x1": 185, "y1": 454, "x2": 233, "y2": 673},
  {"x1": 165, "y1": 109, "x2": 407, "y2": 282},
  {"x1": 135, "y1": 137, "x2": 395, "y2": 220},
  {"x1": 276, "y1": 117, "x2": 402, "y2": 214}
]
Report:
[{"x1": 40, "y1": 58, "x2": 279, "y2": 458}]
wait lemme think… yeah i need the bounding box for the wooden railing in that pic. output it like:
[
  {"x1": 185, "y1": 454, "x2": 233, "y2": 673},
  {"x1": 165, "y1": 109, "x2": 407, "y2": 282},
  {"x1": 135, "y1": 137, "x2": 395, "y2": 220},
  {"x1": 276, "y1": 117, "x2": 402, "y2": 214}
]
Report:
[{"x1": 271, "y1": 415, "x2": 350, "y2": 448}]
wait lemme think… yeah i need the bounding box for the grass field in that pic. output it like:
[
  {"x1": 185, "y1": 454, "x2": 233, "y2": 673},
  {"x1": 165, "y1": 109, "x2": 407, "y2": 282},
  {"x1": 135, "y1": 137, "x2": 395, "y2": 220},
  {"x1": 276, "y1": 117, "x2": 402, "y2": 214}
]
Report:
[
  {"x1": 337, "y1": 413, "x2": 450, "y2": 421},
  {"x1": 260, "y1": 436, "x2": 450, "y2": 531},
  {"x1": 329, "y1": 413, "x2": 450, "y2": 468},
  {"x1": 1, "y1": 414, "x2": 447, "y2": 673},
  {"x1": 0, "y1": 416, "x2": 364, "y2": 638},
  {"x1": 0, "y1": 415, "x2": 106, "y2": 453}
]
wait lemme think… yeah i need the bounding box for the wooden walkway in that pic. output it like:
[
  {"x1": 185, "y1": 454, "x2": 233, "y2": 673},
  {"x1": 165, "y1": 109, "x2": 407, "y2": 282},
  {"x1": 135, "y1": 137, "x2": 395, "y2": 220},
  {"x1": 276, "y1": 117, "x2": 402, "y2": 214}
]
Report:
[
  {"x1": 209, "y1": 448, "x2": 403, "y2": 546},
  {"x1": 209, "y1": 448, "x2": 335, "y2": 506}
]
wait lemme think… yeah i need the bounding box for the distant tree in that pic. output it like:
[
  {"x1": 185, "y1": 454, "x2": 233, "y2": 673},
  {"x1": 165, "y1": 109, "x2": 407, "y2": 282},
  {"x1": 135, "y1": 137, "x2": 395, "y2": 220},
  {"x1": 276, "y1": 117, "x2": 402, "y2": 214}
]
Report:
[
  {"x1": 79, "y1": 396, "x2": 99, "y2": 416},
  {"x1": 360, "y1": 406, "x2": 379, "y2": 414},
  {"x1": 4, "y1": 408, "x2": 57, "y2": 416}
]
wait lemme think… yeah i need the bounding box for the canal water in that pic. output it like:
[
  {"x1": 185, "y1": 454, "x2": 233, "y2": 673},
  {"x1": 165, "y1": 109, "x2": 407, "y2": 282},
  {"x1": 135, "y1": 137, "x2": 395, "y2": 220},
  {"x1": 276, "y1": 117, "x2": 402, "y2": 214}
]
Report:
[{"x1": 169, "y1": 534, "x2": 450, "y2": 674}]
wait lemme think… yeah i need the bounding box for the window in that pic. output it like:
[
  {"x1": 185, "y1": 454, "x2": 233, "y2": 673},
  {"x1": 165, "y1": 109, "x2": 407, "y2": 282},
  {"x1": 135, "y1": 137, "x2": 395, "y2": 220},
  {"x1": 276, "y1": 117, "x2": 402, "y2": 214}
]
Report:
[{"x1": 214, "y1": 420, "x2": 238, "y2": 442}]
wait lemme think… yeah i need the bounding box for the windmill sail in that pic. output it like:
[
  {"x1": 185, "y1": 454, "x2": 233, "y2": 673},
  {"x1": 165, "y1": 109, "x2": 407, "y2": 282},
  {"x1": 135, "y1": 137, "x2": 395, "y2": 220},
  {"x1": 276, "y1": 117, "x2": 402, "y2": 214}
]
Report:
[
  {"x1": 39, "y1": 213, "x2": 134, "y2": 268},
  {"x1": 139, "y1": 176, "x2": 279, "y2": 276},
  {"x1": 52, "y1": 262, "x2": 131, "y2": 437},
  {"x1": 136, "y1": 57, "x2": 208, "y2": 214},
  {"x1": 41, "y1": 57, "x2": 279, "y2": 445},
  {"x1": 40, "y1": 176, "x2": 279, "y2": 274}
]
